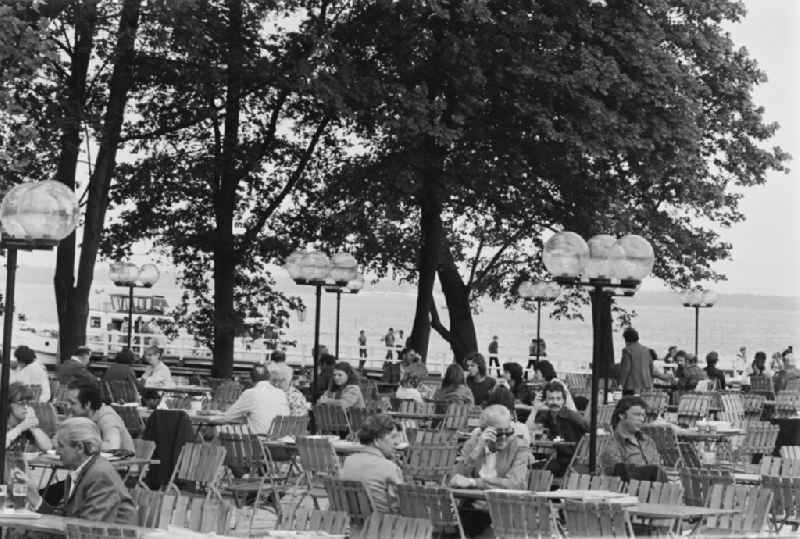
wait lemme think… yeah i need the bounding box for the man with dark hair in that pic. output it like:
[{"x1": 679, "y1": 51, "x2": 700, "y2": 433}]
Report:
[
  {"x1": 56, "y1": 346, "x2": 95, "y2": 386},
  {"x1": 618, "y1": 327, "x2": 652, "y2": 395},
  {"x1": 222, "y1": 364, "x2": 289, "y2": 434},
  {"x1": 704, "y1": 351, "x2": 726, "y2": 390},
  {"x1": 529, "y1": 381, "x2": 588, "y2": 476},
  {"x1": 66, "y1": 380, "x2": 134, "y2": 453},
  {"x1": 267, "y1": 349, "x2": 293, "y2": 384},
  {"x1": 465, "y1": 353, "x2": 496, "y2": 406},
  {"x1": 15, "y1": 346, "x2": 50, "y2": 402},
  {"x1": 339, "y1": 414, "x2": 403, "y2": 513},
  {"x1": 678, "y1": 354, "x2": 707, "y2": 390},
  {"x1": 599, "y1": 396, "x2": 664, "y2": 481}
]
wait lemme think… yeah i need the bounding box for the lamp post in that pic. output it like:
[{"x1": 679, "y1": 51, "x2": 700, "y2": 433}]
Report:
[
  {"x1": 682, "y1": 289, "x2": 716, "y2": 358},
  {"x1": 543, "y1": 231, "x2": 654, "y2": 473},
  {"x1": 326, "y1": 274, "x2": 364, "y2": 359},
  {"x1": 285, "y1": 250, "x2": 359, "y2": 403},
  {"x1": 109, "y1": 262, "x2": 160, "y2": 350},
  {"x1": 518, "y1": 280, "x2": 561, "y2": 374},
  {"x1": 0, "y1": 180, "x2": 79, "y2": 481}
]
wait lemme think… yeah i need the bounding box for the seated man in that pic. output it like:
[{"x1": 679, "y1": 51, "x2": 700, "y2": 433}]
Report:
[
  {"x1": 450, "y1": 405, "x2": 531, "y2": 538},
  {"x1": 339, "y1": 414, "x2": 404, "y2": 513},
  {"x1": 704, "y1": 351, "x2": 726, "y2": 390},
  {"x1": 528, "y1": 381, "x2": 589, "y2": 477},
  {"x1": 66, "y1": 380, "x2": 135, "y2": 453},
  {"x1": 24, "y1": 417, "x2": 137, "y2": 524},
  {"x1": 222, "y1": 364, "x2": 289, "y2": 435},
  {"x1": 56, "y1": 346, "x2": 95, "y2": 386},
  {"x1": 599, "y1": 395, "x2": 665, "y2": 481}
]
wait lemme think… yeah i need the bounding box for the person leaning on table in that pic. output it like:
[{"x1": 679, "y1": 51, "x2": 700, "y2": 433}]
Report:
[
  {"x1": 450, "y1": 405, "x2": 532, "y2": 538},
  {"x1": 23, "y1": 417, "x2": 137, "y2": 524},
  {"x1": 599, "y1": 395, "x2": 666, "y2": 482}
]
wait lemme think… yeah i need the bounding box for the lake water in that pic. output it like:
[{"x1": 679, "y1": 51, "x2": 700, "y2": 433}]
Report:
[{"x1": 10, "y1": 272, "x2": 799, "y2": 375}]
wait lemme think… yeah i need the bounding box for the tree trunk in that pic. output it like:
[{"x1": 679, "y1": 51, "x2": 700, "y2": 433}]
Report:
[
  {"x1": 53, "y1": 0, "x2": 98, "y2": 360},
  {"x1": 212, "y1": 0, "x2": 244, "y2": 378},
  {"x1": 407, "y1": 172, "x2": 442, "y2": 361},
  {"x1": 438, "y1": 238, "x2": 478, "y2": 368}
]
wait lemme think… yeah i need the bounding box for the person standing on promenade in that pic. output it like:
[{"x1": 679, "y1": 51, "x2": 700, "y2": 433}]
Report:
[
  {"x1": 383, "y1": 328, "x2": 395, "y2": 360},
  {"x1": 617, "y1": 328, "x2": 652, "y2": 395},
  {"x1": 488, "y1": 336, "x2": 500, "y2": 376},
  {"x1": 358, "y1": 330, "x2": 368, "y2": 369}
]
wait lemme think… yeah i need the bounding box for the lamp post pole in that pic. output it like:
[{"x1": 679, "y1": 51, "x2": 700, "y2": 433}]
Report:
[
  {"x1": 312, "y1": 284, "x2": 322, "y2": 402},
  {"x1": 128, "y1": 285, "x2": 135, "y2": 349},
  {"x1": 518, "y1": 281, "x2": 560, "y2": 377},
  {"x1": 682, "y1": 290, "x2": 715, "y2": 359},
  {"x1": 694, "y1": 305, "x2": 700, "y2": 357},
  {"x1": 0, "y1": 247, "x2": 18, "y2": 478},
  {"x1": 535, "y1": 298, "x2": 542, "y2": 367},
  {"x1": 335, "y1": 289, "x2": 342, "y2": 359}
]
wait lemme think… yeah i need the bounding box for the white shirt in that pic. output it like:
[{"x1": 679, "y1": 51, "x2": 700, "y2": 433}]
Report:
[
  {"x1": 67, "y1": 456, "x2": 93, "y2": 499},
  {"x1": 223, "y1": 381, "x2": 290, "y2": 435},
  {"x1": 478, "y1": 451, "x2": 498, "y2": 480},
  {"x1": 141, "y1": 361, "x2": 173, "y2": 388},
  {"x1": 18, "y1": 360, "x2": 51, "y2": 402}
]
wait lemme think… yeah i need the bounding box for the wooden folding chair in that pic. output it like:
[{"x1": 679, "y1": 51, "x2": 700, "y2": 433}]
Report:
[
  {"x1": 527, "y1": 468, "x2": 554, "y2": 492},
  {"x1": 735, "y1": 422, "x2": 779, "y2": 466},
  {"x1": 563, "y1": 473, "x2": 622, "y2": 492},
  {"x1": 30, "y1": 402, "x2": 58, "y2": 438},
  {"x1": 396, "y1": 484, "x2": 464, "y2": 539},
  {"x1": 314, "y1": 404, "x2": 350, "y2": 435},
  {"x1": 167, "y1": 442, "x2": 227, "y2": 496},
  {"x1": 402, "y1": 444, "x2": 458, "y2": 484},
  {"x1": 640, "y1": 391, "x2": 669, "y2": 421},
  {"x1": 112, "y1": 404, "x2": 146, "y2": 438},
  {"x1": 780, "y1": 446, "x2": 800, "y2": 461},
  {"x1": 679, "y1": 467, "x2": 733, "y2": 506},
  {"x1": 276, "y1": 507, "x2": 349, "y2": 535},
  {"x1": 625, "y1": 479, "x2": 684, "y2": 504},
  {"x1": 640, "y1": 423, "x2": 682, "y2": 468},
  {"x1": 66, "y1": 523, "x2": 141, "y2": 539},
  {"x1": 292, "y1": 435, "x2": 340, "y2": 509},
  {"x1": 750, "y1": 374, "x2": 776, "y2": 400},
  {"x1": 567, "y1": 433, "x2": 611, "y2": 475},
  {"x1": 323, "y1": 476, "x2": 374, "y2": 526},
  {"x1": 677, "y1": 393, "x2": 712, "y2": 427},
  {"x1": 357, "y1": 513, "x2": 433, "y2": 539},
  {"x1": 742, "y1": 393, "x2": 766, "y2": 419},
  {"x1": 775, "y1": 392, "x2": 800, "y2": 418},
  {"x1": 702, "y1": 483, "x2": 773, "y2": 534},
  {"x1": 439, "y1": 403, "x2": 470, "y2": 432},
  {"x1": 762, "y1": 475, "x2": 800, "y2": 531},
  {"x1": 562, "y1": 499, "x2": 634, "y2": 538},
  {"x1": 164, "y1": 396, "x2": 192, "y2": 410},
  {"x1": 132, "y1": 485, "x2": 164, "y2": 528},
  {"x1": 212, "y1": 380, "x2": 242, "y2": 403},
  {"x1": 159, "y1": 490, "x2": 233, "y2": 534},
  {"x1": 122, "y1": 439, "x2": 156, "y2": 487},
  {"x1": 486, "y1": 490, "x2": 557, "y2": 538},
  {"x1": 266, "y1": 415, "x2": 309, "y2": 439},
  {"x1": 406, "y1": 428, "x2": 457, "y2": 446}
]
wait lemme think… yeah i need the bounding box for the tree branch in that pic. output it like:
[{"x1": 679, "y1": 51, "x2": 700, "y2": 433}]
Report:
[
  {"x1": 466, "y1": 234, "x2": 485, "y2": 289},
  {"x1": 241, "y1": 115, "x2": 330, "y2": 244},
  {"x1": 239, "y1": 89, "x2": 288, "y2": 177},
  {"x1": 429, "y1": 297, "x2": 452, "y2": 343}
]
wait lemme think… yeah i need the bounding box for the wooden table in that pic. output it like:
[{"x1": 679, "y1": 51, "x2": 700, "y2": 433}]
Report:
[
  {"x1": 157, "y1": 385, "x2": 212, "y2": 395},
  {"x1": 263, "y1": 439, "x2": 367, "y2": 456},
  {"x1": 28, "y1": 454, "x2": 160, "y2": 490},
  {"x1": 386, "y1": 411, "x2": 446, "y2": 421},
  {"x1": 676, "y1": 429, "x2": 745, "y2": 441}
]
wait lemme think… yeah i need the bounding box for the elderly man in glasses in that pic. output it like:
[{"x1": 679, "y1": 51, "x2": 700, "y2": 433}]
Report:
[{"x1": 450, "y1": 405, "x2": 531, "y2": 537}]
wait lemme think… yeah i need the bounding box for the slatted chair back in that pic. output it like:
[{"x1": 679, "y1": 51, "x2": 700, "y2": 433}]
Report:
[
  {"x1": 704, "y1": 483, "x2": 773, "y2": 533},
  {"x1": 774, "y1": 391, "x2": 800, "y2": 418},
  {"x1": 66, "y1": 523, "x2": 141, "y2": 539},
  {"x1": 677, "y1": 393, "x2": 712, "y2": 427},
  {"x1": 30, "y1": 402, "x2": 58, "y2": 437},
  {"x1": 407, "y1": 428, "x2": 456, "y2": 446},
  {"x1": 164, "y1": 396, "x2": 192, "y2": 410},
  {"x1": 357, "y1": 513, "x2": 433, "y2": 539},
  {"x1": 564, "y1": 373, "x2": 591, "y2": 392},
  {"x1": 112, "y1": 404, "x2": 146, "y2": 438},
  {"x1": 597, "y1": 404, "x2": 615, "y2": 430},
  {"x1": 212, "y1": 380, "x2": 242, "y2": 403},
  {"x1": 679, "y1": 441, "x2": 702, "y2": 468},
  {"x1": 640, "y1": 391, "x2": 669, "y2": 420},
  {"x1": 160, "y1": 491, "x2": 233, "y2": 534},
  {"x1": 359, "y1": 378, "x2": 381, "y2": 407},
  {"x1": 108, "y1": 379, "x2": 140, "y2": 404},
  {"x1": 486, "y1": 490, "x2": 556, "y2": 539},
  {"x1": 266, "y1": 415, "x2": 309, "y2": 439},
  {"x1": 787, "y1": 378, "x2": 800, "y2": 393},
  {"x1": 719, "y1": 392, "x2": 744, "y2": 416},
  {"x1": 737, "y1": 422, "x2": 779, "y2": 464},
  {"x1": 761, "y1": 475, "x2": 800, "y2": 529},
  {"x1": 200, "y1": 398, "x2": 232, "y2": 411},
  {"x1": 396, "y1": 484, "x2": 464, "y2": 539},
  {"x1": 168, "y1": 442, "x2": 227, "y2": 494},
  {"x1": 24, "y1": 384, "x2": 43, "y2": 402},
  {"x1": 295, "y1": 435, "x2": 340, "y2": 476},
  {"x1": 346, "y1": 407, "x2": 372, "y2": 439},
  {"x1": 625, "y1": 479, "x2": 684, "y2": 504},
  {"x1": 749, "y1": 374, "x2": 775, "y2": 399},
  {"x1": 314, "y1": 404, "x2": 350, "y2": 435},
  {"x1": 402, "y1": 444, "x2": 459, "y2": 484},
  {"x1": 640, "y1": 424, "x2": 682, "y2": 468},
  {"x1": 277, "y1": 507, "x2": 349, "y2": 534},
  {"x1": 217, "y1": 431, "x2": 265, "y2": 476},
  {"x1": 132, "y1": 485, "x2": 164, "y2": 528},
  {"x1": 398, "y1": 400, "x2": 436, "y2": 416},
  {"x1": 562, "y1": 499, "x2": 633, "y2": 538},
  {"x1": 780, "y1": 446, "x2": 800, "y2": 462},
  {"x1": 123, "y1": 439, "x2": 156, "y2": 487},
  {"x1": 568, "y1": 433, "x2": 612, "y2": 474},
  {"x1": 323, "y1": 476, "x2": 374, "y2": 526},
  {"x1": 440, "y1": 403, "x2": 470, "y2": 431},
  {"x1": 527, "y1": 468, "x2": 554, "y2": 492},
  {"x1": 759, "y1": 456, "x2": 784, "y2": 476},
  {"x1": 679, "y1": 467, "x2": 734, "y2": 506},
  {"x1": 563, "y1": 473, "x2": 622, "y2": 492},
  {"x1": 742, "y1": 393, "x2": 766, "y2": 418}
]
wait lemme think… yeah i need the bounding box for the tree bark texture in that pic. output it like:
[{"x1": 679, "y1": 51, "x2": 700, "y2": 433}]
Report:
[{"x1": 437, "y1": 236, "x2": 478, "y2": 368}]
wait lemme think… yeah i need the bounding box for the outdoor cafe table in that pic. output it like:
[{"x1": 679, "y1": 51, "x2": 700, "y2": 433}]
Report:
[
  {"x1": 157, "y1": 385, "x2": 213, "y2": 395},
  {"x1": 386, "y1": 411, "x2": 446, "y2": 421},
  {"x1": 264, "y1": 438, "x2": 381, "y2": 457},
  {"x1": 28, "y1": 453, "x2": 160, "y2": 490},
  {"x1": 626, "y1": 503, "x2": 740, "y2": 534}
]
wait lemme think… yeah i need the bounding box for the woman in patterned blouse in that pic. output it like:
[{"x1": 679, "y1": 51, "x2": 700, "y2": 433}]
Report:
[{"x1": 269, "y1": 367, "x2": 310, "y2": 417}]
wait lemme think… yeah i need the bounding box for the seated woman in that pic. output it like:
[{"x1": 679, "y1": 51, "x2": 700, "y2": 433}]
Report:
[
  {"x1": 501, "y1": 362, "x2": 533, "y2": 404},
  {"x1": 432, "y1": 363, "x2": 475, "y2": 405},
  {"x1": 317, "y1": 361, "x2": 365, "y2": 409},
  {"x1": 401, "y1": 350, "x2": 428, "y2": 380},
  {"x1": 6, "y1": 383, "x2": 52, "y2": 452},
  {"x1": 395, "y1": 373, "x2": 424, "y2": 403}
]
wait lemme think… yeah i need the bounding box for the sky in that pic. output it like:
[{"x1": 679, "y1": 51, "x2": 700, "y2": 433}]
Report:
[{"x1": 15, "y1": 0, "x2": 800, "y2": 298}]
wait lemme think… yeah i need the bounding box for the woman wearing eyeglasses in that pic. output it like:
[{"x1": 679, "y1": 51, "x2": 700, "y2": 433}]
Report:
[{"x1": 6, "y1": 383, "x2": 52, "y2": 452}]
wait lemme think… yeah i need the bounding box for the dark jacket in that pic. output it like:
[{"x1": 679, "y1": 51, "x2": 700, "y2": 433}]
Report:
[
  {"x1": 534, "y1": 407, "x2": 589, "y2": 476},
  {"x1": 679, "y1": 364, "x2": 707, "y2": 390},
  {"x1": 38, "y1": 454, "x2": 137, "y2": 524},
  {"x1": 143, "y1": 409, "x2": 194, "y2": 490},
  {"x1": 704, "y1": 366, "x2": 726, "y2": 390},
  {"x1": 618, "y1": 342, "x2": 653, "y2": 393},
  {"x1": 56, "y1": 359, "x2": 95, "y2": 386},
  {"x1": 467, "y1": 376, "x2": 496, "y2": 407},
  {"x1": 103, "y1": 363, "x2": 139, "y2": 387}
]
